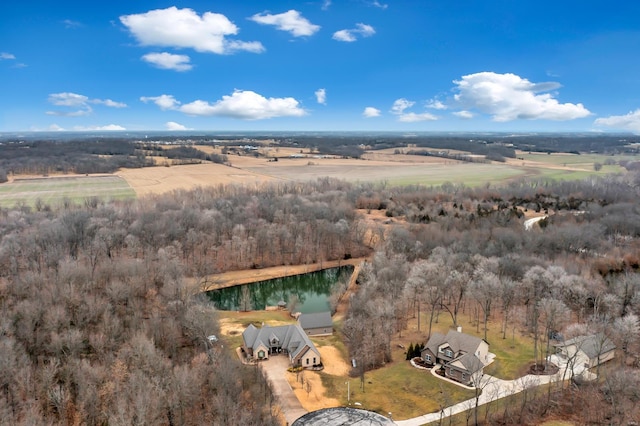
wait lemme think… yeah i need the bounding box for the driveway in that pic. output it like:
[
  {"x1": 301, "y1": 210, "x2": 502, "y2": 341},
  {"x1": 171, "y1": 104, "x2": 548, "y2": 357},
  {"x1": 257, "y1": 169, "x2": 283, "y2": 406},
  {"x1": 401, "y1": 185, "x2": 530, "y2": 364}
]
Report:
[
  {"x1": 260, "y1": 356, "x2": 307, "y2": 425},
  {"x1": 395, "y1": 356, "x2": 584, "y2": 426}
]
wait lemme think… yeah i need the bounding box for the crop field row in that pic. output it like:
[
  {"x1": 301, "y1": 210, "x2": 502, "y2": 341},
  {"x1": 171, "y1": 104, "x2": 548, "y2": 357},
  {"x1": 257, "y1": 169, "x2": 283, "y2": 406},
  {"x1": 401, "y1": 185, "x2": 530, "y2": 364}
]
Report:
[{"x1": 0, "y1": 175, "x2": 135, "y2": 208}]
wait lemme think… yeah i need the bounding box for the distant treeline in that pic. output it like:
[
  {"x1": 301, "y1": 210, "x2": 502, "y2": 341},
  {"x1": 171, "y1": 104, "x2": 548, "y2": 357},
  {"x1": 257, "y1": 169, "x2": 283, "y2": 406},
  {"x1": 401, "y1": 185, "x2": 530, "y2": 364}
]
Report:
[
  {"x1": 0, "y1": 140, "x2": 227, "y2": 176},
  {"x1": 404, "y1": 149, "x2": 490, "y2": 163},
  {"x1": 272, "y1": 134, "x2": 640, "y2": 158},
  {"x1": 1, "y1": 134, "x2": 638, "y2": 178}
]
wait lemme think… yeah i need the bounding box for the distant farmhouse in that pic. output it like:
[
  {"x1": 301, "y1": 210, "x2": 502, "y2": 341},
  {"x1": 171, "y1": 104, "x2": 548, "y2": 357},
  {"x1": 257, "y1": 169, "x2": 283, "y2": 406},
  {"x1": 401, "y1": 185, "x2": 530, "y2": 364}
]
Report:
[
  {"x1": 553, "y1": 333, "x2": 616, "y2": 368},
  {"x1": 242, "y1": 324, "x2": 322, "y2": 368},
  {"x1": 421, "y1": 329, "x2": 491, "y2": 386},
  {"x1": 298, "y1": 312, "x2": 333, "y2": 336}
]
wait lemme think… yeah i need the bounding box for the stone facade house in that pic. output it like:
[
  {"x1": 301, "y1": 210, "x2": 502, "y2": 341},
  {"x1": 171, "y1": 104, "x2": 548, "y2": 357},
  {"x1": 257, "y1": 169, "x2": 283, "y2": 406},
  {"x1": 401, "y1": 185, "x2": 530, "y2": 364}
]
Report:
[
  {"x1": 298, "y1": 311, "x2": 333, "y2": 336},
  {"x1": 242, "y1": 324, "x2": 322, "y2": 368},
  {"x1": 421, "y1": 329, "x2": 490, "y2": 386}
]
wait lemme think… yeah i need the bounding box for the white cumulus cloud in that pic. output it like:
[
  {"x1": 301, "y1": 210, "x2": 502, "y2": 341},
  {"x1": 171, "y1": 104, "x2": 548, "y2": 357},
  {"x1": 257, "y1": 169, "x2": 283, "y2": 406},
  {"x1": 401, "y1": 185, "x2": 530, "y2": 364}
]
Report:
[
  {"x1": 142, "y1": 90, "x2": 306, "y2": 120},
  {"x1": 165, "y1": 121, "x2": 192, "y2": 130},
  {"x1": 391, "y1": 98, "x2": 414, "y2": 114},
  {"x1": 453, "y1": 110, "x2": 474, "y2": 119},
  {"x1": 62, "y1": 19, "x2": 82, "y2": 29},
  {"x1": 49, "y1": 124, "x2": 65, "y2": 131},
  {"x1": 93, "y1": 99, "x2": 127, "y2": 108},
  {"x1": 46, "y1": 92, "x2": 127, "y2": 116},
  {"x1": 594, "y1": 109, "x2": 640, "y2": 133},
  {"x1": 142, "y1": 52, "x2": 193, "y2": 71},
  {"x1": 46, "y1": 109, "x2": 92, "y2": 117},
  {"x1": 140, "y1": 94, "x2": 180, "y2": 110},
  {"x1": 48, "y1": 92, "x2": 89, "y2": 107},
  {"x1": 333, "y1": 23, "x2": 375, "y2": 42},
  {"x1": 363, "y1": 107, "x2": 381, "y2": 118},
  {"x1": 398, "y1": 112, "x2": 437, "y2": 122},
  {"x1": 0, "y1": 52, "x2": 16, "y2": 60},
  {"x1": 73, "y1": 124, "x2": 126, "y2": 131},
  {"x1": 426, "y1": 99, "x2": 447, "y2": 110},
  {"x1": 120, "y1": 7, "x2": 264, "y2": 55},
  {"x1": 390, "y1": 98, "x2": 438, "y2": 122},
  {"x1": 250, "y1": 10, "x2": 320, "y2": 37},
  {"x1": 315, "y1": 88, "x2": 326, "y2": 105},
  {"x1": 453, "y1": 72, "x2": 591, "y2": 122},
  {"x1": 369, "y1": 0, "x2": 388, "y2": 9}
]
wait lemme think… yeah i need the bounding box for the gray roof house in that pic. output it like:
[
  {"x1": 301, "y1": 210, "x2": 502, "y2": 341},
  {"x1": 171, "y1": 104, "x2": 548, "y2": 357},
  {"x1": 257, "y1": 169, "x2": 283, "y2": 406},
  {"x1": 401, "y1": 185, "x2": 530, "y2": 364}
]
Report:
[
  {"x1": 421, "y1": 329, "x2": 490, "y2": 386},
  {"x1": 298, "y1": 312, "x2": 333, "y2": 336},
  {"x1": 554, "y1": 333, "x2": 616, "y2": 369},
  {"x1": 242, "y1": 323, "x2": 322, "y2": 368}
]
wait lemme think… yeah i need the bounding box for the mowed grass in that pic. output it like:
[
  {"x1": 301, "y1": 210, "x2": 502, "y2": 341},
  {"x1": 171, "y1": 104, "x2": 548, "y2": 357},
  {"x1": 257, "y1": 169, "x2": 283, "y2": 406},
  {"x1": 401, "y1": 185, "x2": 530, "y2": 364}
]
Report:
[
  {"x1": 0, "y1": 175, "x2": 135, "y2": 208},
  {"x1": 321, "y1": 359, "x2": 475, "y2": 419},
  {"x1": 408, "y1": 312, "x2": 534, "y2": 380}
]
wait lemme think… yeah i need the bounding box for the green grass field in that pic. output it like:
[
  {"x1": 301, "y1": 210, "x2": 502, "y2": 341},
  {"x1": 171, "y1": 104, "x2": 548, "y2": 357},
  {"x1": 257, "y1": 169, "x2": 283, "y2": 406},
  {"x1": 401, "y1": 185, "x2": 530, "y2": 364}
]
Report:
[
  {"x1": 321, "y1": 359, "x2": 475, "y2": 419},
  {"x1": 0, "y1": 175, "x2": 136, "y2": 209},
  {"x1": 386, "y1": 163, "x2": 527, "y2": 187},
  {"x1": 518, "y1": 152, "x2": 636, "y2": 168}
]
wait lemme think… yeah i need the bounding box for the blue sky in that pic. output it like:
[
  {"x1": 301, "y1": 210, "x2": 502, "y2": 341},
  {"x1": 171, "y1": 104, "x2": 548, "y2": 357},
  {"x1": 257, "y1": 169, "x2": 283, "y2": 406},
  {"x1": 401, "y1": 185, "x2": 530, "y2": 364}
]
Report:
[{"x1": 2, "y1": 0, "x2": 640, "y2": 133}]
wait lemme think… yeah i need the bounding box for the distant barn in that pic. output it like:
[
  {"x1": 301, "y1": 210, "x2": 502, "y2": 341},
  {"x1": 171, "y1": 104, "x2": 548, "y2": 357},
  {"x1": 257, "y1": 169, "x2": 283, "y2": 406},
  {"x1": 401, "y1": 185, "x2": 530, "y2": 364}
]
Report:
[{"x1": 298, "y1": 312, "x2": 333, "y2": 336}]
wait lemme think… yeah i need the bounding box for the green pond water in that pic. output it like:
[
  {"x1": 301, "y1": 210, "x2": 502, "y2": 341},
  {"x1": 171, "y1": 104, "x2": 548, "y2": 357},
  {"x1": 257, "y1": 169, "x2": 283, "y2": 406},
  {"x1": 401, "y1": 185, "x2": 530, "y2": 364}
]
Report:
[{"x1": 207, "y1": 266, "x2": 353, "y2": 313}]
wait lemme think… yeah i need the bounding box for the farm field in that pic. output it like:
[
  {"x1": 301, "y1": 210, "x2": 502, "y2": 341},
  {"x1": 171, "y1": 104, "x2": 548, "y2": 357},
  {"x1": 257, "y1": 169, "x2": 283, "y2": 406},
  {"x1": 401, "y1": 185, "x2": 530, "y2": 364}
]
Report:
[
  {"x1": 118, "y1": 155, "x2": 533, "y2": 196},
  {"x1": 3, "y1": 146, "x2": 636, "y2": 205},
  {"x1": 0, "y1": 175, "x2": 135, "y2": 208}
]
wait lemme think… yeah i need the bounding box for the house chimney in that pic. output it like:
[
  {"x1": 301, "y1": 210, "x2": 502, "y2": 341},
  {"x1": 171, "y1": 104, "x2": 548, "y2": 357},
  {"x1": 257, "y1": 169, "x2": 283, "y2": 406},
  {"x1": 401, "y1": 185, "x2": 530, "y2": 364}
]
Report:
[{"x1": 457, "y1": 326, "x2": 462, "y2": 333}]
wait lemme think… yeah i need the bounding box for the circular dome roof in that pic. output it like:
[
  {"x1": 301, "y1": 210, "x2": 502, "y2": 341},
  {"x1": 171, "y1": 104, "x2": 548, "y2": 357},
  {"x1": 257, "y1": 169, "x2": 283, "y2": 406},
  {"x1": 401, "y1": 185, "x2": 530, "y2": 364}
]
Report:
[{"x1": 292, "y1": 407, "x2": 395, "y2": 425}]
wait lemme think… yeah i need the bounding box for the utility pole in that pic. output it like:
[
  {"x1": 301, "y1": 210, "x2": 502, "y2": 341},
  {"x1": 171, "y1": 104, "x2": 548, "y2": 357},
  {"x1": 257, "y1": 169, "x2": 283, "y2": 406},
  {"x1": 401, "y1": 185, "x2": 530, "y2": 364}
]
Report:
[{"x1": 345, "y1": 381, "x2": 350, "y2": 404}]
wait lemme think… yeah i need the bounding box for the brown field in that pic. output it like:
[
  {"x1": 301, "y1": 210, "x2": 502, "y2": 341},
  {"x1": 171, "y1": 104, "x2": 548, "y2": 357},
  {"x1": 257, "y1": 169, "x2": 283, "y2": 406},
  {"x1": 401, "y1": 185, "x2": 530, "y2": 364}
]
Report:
[
  {"x1": 115, "y1": 163, "x2": 281, "y2": 196},
  {"x1": 10, "y1": 145, "x2": 630, "y2": 201},
  {"x1": 117, "y1": 153, "x2": 527, "y2": 196},
  {"x1": 114, "y1": 144, "x2": 632, "y2": 197}
]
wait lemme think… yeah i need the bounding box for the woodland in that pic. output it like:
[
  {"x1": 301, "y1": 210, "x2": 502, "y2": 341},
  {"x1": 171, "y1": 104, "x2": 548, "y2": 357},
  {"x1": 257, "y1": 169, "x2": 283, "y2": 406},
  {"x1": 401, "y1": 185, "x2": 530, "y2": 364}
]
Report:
[{"x1": 0, "y1": 137, "x2": 639, "y2": 424}]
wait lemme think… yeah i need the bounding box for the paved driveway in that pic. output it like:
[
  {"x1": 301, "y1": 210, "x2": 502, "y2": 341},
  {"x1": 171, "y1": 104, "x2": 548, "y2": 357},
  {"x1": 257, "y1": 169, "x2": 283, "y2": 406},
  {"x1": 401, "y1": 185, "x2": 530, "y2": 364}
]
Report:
[
  {"x1": 260, "y1": 356, "x2": 307, "y2": 425},
  {"x1": 396, "y1": 356, "x2": 585, "y2": 426}
]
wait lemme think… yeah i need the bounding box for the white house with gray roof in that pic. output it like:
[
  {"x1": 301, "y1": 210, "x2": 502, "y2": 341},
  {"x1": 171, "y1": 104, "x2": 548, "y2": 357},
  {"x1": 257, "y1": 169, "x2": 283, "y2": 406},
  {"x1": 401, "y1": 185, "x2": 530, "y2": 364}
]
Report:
[
  {"x1": 421, "y1": 329, "x2": 490, "y2": 385},
  {"x1": 242, "y1": 323, "x2": 322, "y2": 368},
  {"x1": 553, "y1": 333, "x2": 615, "y2": 369}
]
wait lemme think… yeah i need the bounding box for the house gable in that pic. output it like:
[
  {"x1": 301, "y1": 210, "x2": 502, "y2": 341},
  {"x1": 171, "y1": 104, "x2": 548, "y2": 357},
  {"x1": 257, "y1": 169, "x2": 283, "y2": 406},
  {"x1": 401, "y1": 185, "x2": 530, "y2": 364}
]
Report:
[
  {"x1": 423, "y1": 329, "x2": 490, "y2": 385},
  {"x1": 243, "y1": 323, "x2": 322, "y2": 368},
  {"x1": 554, "y1": 333, "x2": 616, "y2": 367}
]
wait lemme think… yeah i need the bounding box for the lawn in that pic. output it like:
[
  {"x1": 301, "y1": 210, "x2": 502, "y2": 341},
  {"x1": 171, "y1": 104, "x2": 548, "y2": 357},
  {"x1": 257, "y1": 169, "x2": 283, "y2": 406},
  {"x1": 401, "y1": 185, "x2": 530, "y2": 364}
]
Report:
[
  {"x1": 321, "y1": 360, "x2": 475, "y2": 420},
  {"x1": 218, "y1": 304, "x2": 537, "y2": 420},
  {"x1": 403, "y1": 310, "x2": 535, "y2": 380},
  {"x1": 0, "y1": 175, "x2": 135, "y2": 208}
]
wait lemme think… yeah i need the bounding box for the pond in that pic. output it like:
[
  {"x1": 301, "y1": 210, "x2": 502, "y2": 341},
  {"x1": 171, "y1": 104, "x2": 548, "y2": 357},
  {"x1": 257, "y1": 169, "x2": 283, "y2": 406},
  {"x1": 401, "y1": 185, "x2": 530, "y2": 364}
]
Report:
[{"x1": 207, "y1": 266, "x2": 353, "y2": 313}]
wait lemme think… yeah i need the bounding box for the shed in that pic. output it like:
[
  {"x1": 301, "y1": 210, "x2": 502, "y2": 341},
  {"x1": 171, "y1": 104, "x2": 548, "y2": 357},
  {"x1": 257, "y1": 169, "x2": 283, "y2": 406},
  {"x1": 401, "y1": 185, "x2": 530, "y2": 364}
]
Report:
[{"x1": 298, "y1": 311, "x2": 333, "y2": 336}]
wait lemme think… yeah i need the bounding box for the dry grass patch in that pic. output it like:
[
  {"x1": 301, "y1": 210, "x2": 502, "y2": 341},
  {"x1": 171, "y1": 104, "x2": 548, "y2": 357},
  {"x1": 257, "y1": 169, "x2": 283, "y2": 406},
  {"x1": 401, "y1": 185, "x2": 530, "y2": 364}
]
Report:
[
  {"x1": 287, "y1": 370, "x2": 340, "y2": 412},
  {"x1": 116, "y1": 163, "x2": 277, "y2": 196},
  {"x1": 317, "y1": 346, "x2": 350, "y2": 376}
]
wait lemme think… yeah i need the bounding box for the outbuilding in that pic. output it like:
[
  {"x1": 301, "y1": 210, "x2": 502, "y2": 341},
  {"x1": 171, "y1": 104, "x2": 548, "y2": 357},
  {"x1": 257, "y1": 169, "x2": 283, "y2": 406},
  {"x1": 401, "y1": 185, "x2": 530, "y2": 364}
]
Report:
[{"x1": 298, "y1": 311, "x2": 333, "y2": 336}]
